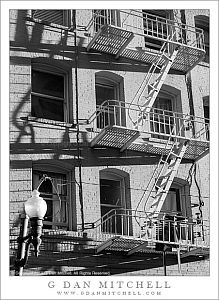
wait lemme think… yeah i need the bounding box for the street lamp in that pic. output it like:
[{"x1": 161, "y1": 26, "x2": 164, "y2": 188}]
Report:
[{"x1": 14, "y1": 187, "x2": 47, "y2": 276}]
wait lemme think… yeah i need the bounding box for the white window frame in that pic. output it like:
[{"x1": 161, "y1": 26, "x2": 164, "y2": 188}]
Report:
[
  {"x1": 194, "y1": 15, "x2": 209, "y2": 63},
  {"x1": 158, "y1": 181, "x2": 191, "y2": 219},
  {"x1": 31, "y1": 64, "x2": 69, "y2": 123},
  {"x1": 95, "y1": 76, "x2": 121, "y2": 129},
  {"x1": 95, "y1": 73, "x2": 127, "y2": 130},
  {"x1": 32, "y1": 168, "x2": 71, "y2": 230},
  {"x1": 150, "y1": 91, "x2": 177, "y2": 140},
  {"x1": 99, "y1": 170, "x2": 130, "y2": 235},
  {"x1": 143, "y1": 10, "x2": 172, "y2": 52},
  {"x1": 100, "y1": 171, "x2": 126, "y2": 211},
  {"x1": 93, "y1": 9, "x2": 120, "y2": 32}
]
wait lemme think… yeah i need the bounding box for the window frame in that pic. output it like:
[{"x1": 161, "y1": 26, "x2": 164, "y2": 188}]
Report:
[
  {"x1": 142, "y1": 10, "x2": 172, "y2": 52},
  {"x1": 30, "y1": 10, "x2": 72, "y2": 28},
  {"x1": 158, "y1": 180, "x2": 191, "y2": 219},
  {"x1": 31, "y1": 64, "x2": 69, "y2": 123},
  {"x1": 99, "y1": 169, "x2": 131, "y2": 235},
  {"x1": 32, "y1": 168, "x2": 72, "y2": 230},
  {"x1": 150, "y1": 91, "x2": 177, "y2": 139},
  {"x1": 194, "y1": 15, "x2": 209, "y2": 63},
  {"x1": 95, "y1": 73, "x2": 125, "y2": 129},
  {"x1": 93, "y1": 9, "x2": 121, "y2": 32}
]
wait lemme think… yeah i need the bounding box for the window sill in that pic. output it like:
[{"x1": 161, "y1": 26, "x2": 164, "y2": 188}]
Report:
[{"x1": 21, "y1": 116, "x2": 76, "y2": 128}]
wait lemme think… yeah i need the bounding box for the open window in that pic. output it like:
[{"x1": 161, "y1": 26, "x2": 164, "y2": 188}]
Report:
[
  {"x1": 143, "y1": 10, "x2": 172, "y2": 51},
  {"x1": 31, "y1": 10, "x2": 71, "y2": 27},
  {"x1": 95, "y1": 72, "x2": 125, "y2": 129},
  {"x1": 93, "y1": 10, "x2": 120, "y2": 32},
  {"x1": 33, "y1": 170, "x2": 70, "y2": 230},
  {"x1": 195, "y1": 15, "x2": 209, "y2": 63},
  {"x1": 31, "y1": 65, "x2": 69, "y2": 122},
  {"x1": 156, "y1": 180, "x2": 192, "y2": 248},
  {"x1": 150, "y1": 93, "x2": 175, "y2": 139},
  {"x1": 99, "y1": 169, "x2": 131, "y2": 235}
]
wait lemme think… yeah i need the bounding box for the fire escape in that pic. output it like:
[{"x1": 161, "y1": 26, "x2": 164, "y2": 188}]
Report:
[{"x1": 85, "y1": 10, "x2": 209, "y2": 268}]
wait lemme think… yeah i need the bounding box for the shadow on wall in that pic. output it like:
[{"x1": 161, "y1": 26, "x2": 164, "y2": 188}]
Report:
[
  {"x1": 10, "y1": 236, "x2": 209, "y2": 276},
  {"x1": 11, "y1": 10, "x2": 182, "y2": 74}
]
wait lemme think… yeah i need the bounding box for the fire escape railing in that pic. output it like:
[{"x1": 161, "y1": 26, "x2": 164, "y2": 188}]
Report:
[
  {"x1": 92, "y1": 208, "x2": 209, "y2": 249},
  {"x1": 87, "y1": 100, "x2": 209, "y2": 142},
  {"x1": 86, "y1": 10, "x2": 205, "y2": 52}
]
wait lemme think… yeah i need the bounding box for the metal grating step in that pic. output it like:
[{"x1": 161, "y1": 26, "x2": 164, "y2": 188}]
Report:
[
  {"x1": 87, "y1": 24, "x2": 134, "y2": 56},
  {"x1": 90, "y1": 125, "x2": 140, "y2": 149},
  {"x1": 96, "y1": 236, "x2": 151, "y2": 254},
  {"x1": 172, "y1": 46, "x2": 205, "y2": 72},
  {"x1": 184, "y1": 140, "x2": 209, "y2": 160}
]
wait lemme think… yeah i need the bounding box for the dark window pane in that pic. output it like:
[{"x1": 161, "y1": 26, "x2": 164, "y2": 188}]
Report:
[
  {"x1": 39, "y1": 179, "x2": 53, "y2": 195},
  {"x1": 31, "y1": 95, "x2": 64, "y2": 121},
  {"x1": 32, "y1": 70, "x2": 64, "y2": 98},
  {"x1": 154, "y1": 97, "x2": 173, "y2": 111},
  {"x1": 96, "y1": 84, "x2": 115, "y2": 106},
  {"x1": 100, "y1": 179, "x2": 121, "y2": 206},
  {"x1": 44, "y1": 200, "x2": 53, "y2": 222}
]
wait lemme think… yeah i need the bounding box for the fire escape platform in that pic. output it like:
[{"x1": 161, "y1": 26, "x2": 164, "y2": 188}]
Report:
[
  {"x1": 121, "y1": 45, "x2": 205, "y2": 73},
  {"x1": 90, "y1": 125, "x2": 209, "y2": 161},
  {"x1": 87, "y1": 24, "x2": 134, "y2": 57},
  {"x1": 128, "y1": 139, "x2": 209, "y2": 161},
  {"x1": 96, "y1": 235, "x2": 209, "y2": 258},
  {"x1": 87, "y1": 24, "x2": 205, "y2": 73}
]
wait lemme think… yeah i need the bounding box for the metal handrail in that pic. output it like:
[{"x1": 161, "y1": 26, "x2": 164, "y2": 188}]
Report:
[
  {"x1": 93, "y1": 208, "x2": 209, "y2": 248},
  {"x1": 87, "y1": 99, "x2": 209, "y2": 142},
  {"x1": 86, "y1": 10, "x2": 205, "y2": 51}
]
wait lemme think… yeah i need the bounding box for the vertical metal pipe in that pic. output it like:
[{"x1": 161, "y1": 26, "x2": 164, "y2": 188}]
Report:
[
  {"x1": 163, "y1": 250, "x2": 167, "y2": 276},
  {"x1": 74, "y1": 19, "x2": 84, "y2": 231},
  {"x1": 177, "y1": 247, "x2": 182, "y2": 275},
  {"x1": 15, "y1": 214, "x2": 29, "y2": 276}
]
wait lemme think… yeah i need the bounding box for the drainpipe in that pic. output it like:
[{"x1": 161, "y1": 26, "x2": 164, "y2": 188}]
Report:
[
  {"x1": 180, "y1": 10, "x2": 196, "y2": 136},
  {"x1": 162, "y1": 245, "x2": 168, "y2": 276},
  {"x1": 73, "y1": 10, "x2": 84, "y2": 231}
]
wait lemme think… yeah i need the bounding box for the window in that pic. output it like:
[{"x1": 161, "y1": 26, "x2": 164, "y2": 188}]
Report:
[
  {"x1": 31, "y1": 10, "x2": 71, "y2": 27},
  {"x1": 143, "y1": 10, "x2": 171, "y2": 51},
  {"x1": 93, "y1": 10, "x2": 120, "y2": 32},
  {"x1": 195, "y1": 16, "x2": 209, "y2": 63},
  {"x1": 99, "y1": 169, "x2": 131, "y2": 234},
  {"x1": 203, "y1": 96, "x2": 209, "y2": 140},
  {"x1": 161, "y1": 188, "x2": 181, "y2": 214},
  {"x1": 150, "y1": 94, "x2": 175, "y2": 139},
  {"x1": 95, "y1": 73, "x2": 125, "y2": 129},
  {"x1": 155, "y1": 182, "x2": 191, "y2": 248},
  {"x1": 31, "y1": 68, "x2": 67, "y2": 122},
  {"x1": 33, "y1": 170, "x2": 69, "y2": 229}
]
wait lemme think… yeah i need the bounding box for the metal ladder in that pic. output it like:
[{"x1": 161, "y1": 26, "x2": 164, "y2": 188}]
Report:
[
  {"x1": 139, "y1": 122, "x2": 189, "y2": 219},
  {"x1": 148, "y1": 139, "x2": 189, "y2": 218},
  {"x1": 128, "y1": 33, "x2": 179, "y2": 128}
]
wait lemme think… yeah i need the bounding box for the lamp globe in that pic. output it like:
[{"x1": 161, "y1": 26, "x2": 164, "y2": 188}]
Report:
[{"x1": 24, "y1": 190, "x2": 47, "y2": 219}]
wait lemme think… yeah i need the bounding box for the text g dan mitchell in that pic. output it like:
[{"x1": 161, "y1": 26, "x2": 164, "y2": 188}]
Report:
[{"x1": 48, "y1": 280, "x2": 171, "y2": 289}]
